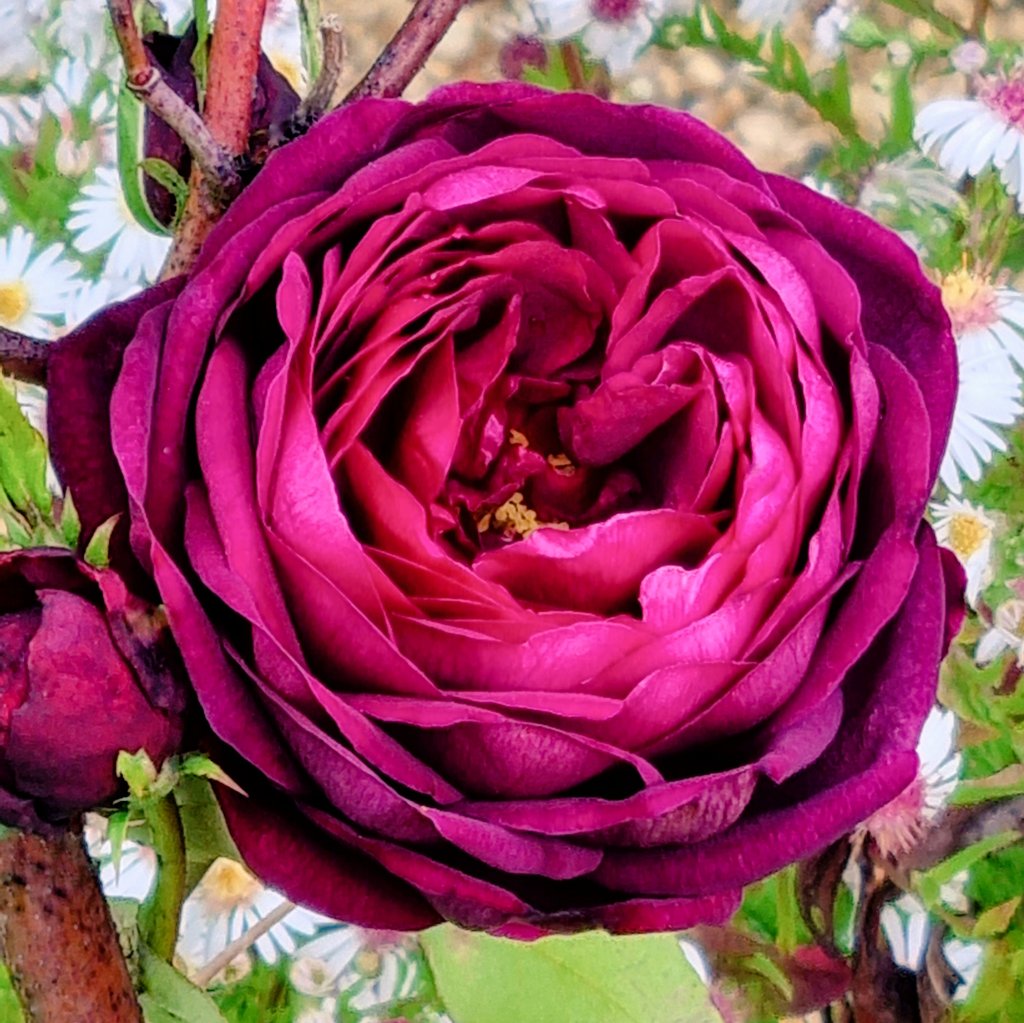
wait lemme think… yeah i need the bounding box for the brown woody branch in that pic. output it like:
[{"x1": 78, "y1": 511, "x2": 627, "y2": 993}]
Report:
[
  {"x1": 105, "y1": 0, "x2": 240, "y2": 194},
  {"x1": 346, "y1": 0, "x2": 467, "y2": 102},
  {"x1": 162, "y1": 0, "x2": 270, "y2": 278},
  {"x1": 297, "y1": 16, "x2": 346, "y2": 124},
  {"x1": 0, "y1": 827, "x2": 141, "y2": 1023},
  {"x1": 0, "y1": 328, "x2": 48, "y2": 386}
]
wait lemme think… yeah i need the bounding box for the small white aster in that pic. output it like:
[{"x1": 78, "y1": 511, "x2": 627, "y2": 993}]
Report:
[
  {"x1": 0, "y1": 94, "x2": 41, "y2": 149},
  {"x1": 68, "y1": 167, "x2": 172, "y2": 284},
  {"x1": 177, "y1": 857, "x2": 330, "y2": 973},
  {"x1": 858, "y1": 154, "x2": 962, "y2": 219},
  {"x1": 812, "y1": 0, "x2": 857, "y2": 61},
  {"x1": 931, "y1": 496, "x2": 995, "y2": 607},
  {"x1": 295, "y1": 1000, "x2": 338, "y2": 1023},
  {"x1": 939, "y1": 268, "x2": 1024, "y2": 492},
  {"x1": 860, "y1": 706, "x2": 960, "y2": 858},
  {"x1": 0, "y1": 226, "x2": 83, "y2": 338},
  {"x1": 43, "y1": 57, "x2": 117, "y2": 176},
  {"x1": 736, "y1": 0, "x2": 802, "y2": 31},
  {"x1": 0, "y1": 1, "x2": 47, "y2": 82},
  {"x1": 297, "y1": 927, "x2": 421, "y2": 1013},
  {"x1": 882, "y1": 896, "x2": 982, "y2": 1002},
  {"x1": 915, "y1": 67, "x2": 1024, "y2": 208},
  {"x1": 84, "y1": 813, "x2": 159, "y2": 902},
  {"x1": 976, "y1": 598, "x2": 1024, "y2": 665},
  {"x1": 950, "y1": 41, "x2": 988, "y2": 77},
  {"x1": 53, "y1": 0, "x2": 117, "y2": 66},
  {"x1": 61, "y1": 276, "x2": 139, "y2": 334}
]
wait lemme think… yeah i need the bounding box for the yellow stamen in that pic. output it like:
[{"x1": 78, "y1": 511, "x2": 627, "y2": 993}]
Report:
[
  {"x1": 941, "y1": 267, "x2": 998, "y2": 336},
  {"x1": 948, "y1": 512, "x2": 990, "y2": 561},
  {"x1": 546, "y1": 452, "x2": 576, "y2": 476},
  {"x1": 508, "y1": 429, "x2": 529, "y2": 448},
  {"x1": 476, "y1": 492, "x2": 569, "y2": 539},
  {"x1": 0, "y1": 281, "x2": 30, "y2": 327}
]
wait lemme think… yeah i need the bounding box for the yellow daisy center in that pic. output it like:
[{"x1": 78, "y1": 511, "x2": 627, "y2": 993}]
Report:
[
  {"x1": 948, "y1": 512, "x2": 990, "y2": 560},
  {"x1": 941, "y1": 268, "x2": 999, "y2": 336},
  {"x1": 354, "y1": 949, "x2": 381, "y2": 977},
  {"x1": 0, "y1": 280, "x2": 30, "y2": 327},
  {"x1": 199, "y1": 857, "x2": 262, "y2": 914}
]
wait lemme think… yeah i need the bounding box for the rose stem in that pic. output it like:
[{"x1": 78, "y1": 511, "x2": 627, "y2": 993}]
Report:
[
  {"x1": 192, "y1": 900, "x2": 295, "y2": 989},
  {"x1": 559, "y1": 41, "x2": 589, "y2": 93},
  {"x1": 0, "y1": 826, "x2": 141, "y2": 1023},
  {"x1": 291, "y1": 15, "x2": 346, "y2": 130},
  {"x1": 162, "y1": 0, "x2": 271, "y2": 279},
  {"x1": 137, "y1": 794, "x2": 186, "y2": 963},
  {"x1": 105, "y1": 0, "x2": 240, "y2": 194},
  {"x1": 0, "y1": 328, "x2": 48, "y2": 386},
  {"x1": 345, "y1": 0, "x2": 468, "y2": 102}
]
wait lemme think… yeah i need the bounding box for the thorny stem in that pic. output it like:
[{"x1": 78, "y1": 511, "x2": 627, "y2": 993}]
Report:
[
  {"x1": 162, "y1": 0, "x2": 270, "y2": 277},
  {"x1": 192, "y1": 900, "x2": 295, "y2": 989},
  {"x1": 105, "y1": 0, "x2": 240, "y2": 193},
  {"x1": 296, "y1": 15, "x2": 346, "y2": 125},
  {"x1": 0, "y1": 826, "x2": 141, "y2": 1023},
  {"x1": 0, "y1": 328, "x2": 48, "y2": 386},
  {"x1": 346, "y1": 0, "x2": 467, "y2": 102}
]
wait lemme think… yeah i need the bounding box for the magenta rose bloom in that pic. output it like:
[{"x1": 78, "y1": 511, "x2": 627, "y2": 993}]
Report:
[
  {"x1": 49, "y1": 84, "x2": 963, "y2": 933},
  {"x1": 0, "y1": 549, "x2": 185, "y2": 832}
]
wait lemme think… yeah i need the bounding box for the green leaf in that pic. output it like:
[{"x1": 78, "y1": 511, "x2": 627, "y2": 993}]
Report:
[
  {"x1": 140, "y1": 158, "x2": 190, "y2": 229},
  {"x1": 139, "y1": 947, "x2": 229, "y2": 1023},
  {"x1": 192, "y1": 0, "x2": 211, "y2": 102},
  {"x1": 974, "y1": 897, "x2": 1021, "y2": 938},
  {"x1": 59, "y1": 489, "x2": 81, "y2": 548},
  {"x1": 107, "y1": 810, "x2": 131, "y2": 878},
  {"x1": 178, "y1": 754, "x2": 247, "y2": 795},
  {"x1": 916, "y1": 831, "x2": 1021, "y2": 906},
  {"x1": 84, "y1": 513, "x2": 121, "y2": 568},
  {"x1": 117, "y1": 748, "x2": 160, "y2": 799},
  {"x1": 297, "y1": 0, "x2": 322, "y2": 81},
  {"x1": 421, "y1": 926, "x2": 723, "y2": 1023},
  {"x1": 116, "y1": 86, "x2": 171, "y2": 238},
  {"x1": 0, "y1": 377, "x2": 52, "y2": 519},
  {"x1": 0, "y1": 963, "x2": 25, "y2": 1023},
  {"x1": 954, "y1": 765, "x2": 1024, "y2": 806},
  {"x1": 175, "y1": 775, "x2": 240, "y2": 895}
]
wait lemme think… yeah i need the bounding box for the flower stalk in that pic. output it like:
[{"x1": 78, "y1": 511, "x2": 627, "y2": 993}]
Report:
[
  {"x1": 0, "y1": 826, "x2": 141, "y2": 1022},
  {"x1": 137, "y1": 794, "x2": 187, "y2": 963}
]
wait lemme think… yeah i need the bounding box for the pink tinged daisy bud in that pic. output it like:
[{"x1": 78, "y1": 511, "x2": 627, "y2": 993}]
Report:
[
  {"x1": 590, "y1": 0, "x2": 644, "y2": 21},
  {"x1": 499, "y1": 35, "x2": 549, "y2": 80},
  {"x1": 951, "y1": 40, "x2": 987, "y2": 76}
]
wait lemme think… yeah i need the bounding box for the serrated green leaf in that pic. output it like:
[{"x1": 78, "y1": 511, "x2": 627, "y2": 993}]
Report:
[
  {"x1": 175, "y1": 775, "x2": 241, "y2": 895},
  {"x1": 139, "y1": 947, "x2": 228, "y2": 1023},
  {"x1": 421, "y1": 926, "x2": 723, "y2": 1023},
  {"x1": 116, "y1": 86, "x2": 171, "y2": 238},
  {"x1": 0, "y1": 506, "x2": 32, "y2": 547},
  {"x1": 117, "y1": 748, "x2": 160, "y2": 799},
  {"x1": 0, "y1": 377, "x2": 52, "y2": 519},
  {"x1": 59, "y1": 489, "x2": 81, "y2": 548},
  {"x1": 84, "y1": 513, "x2": 121, "y2": 568}
]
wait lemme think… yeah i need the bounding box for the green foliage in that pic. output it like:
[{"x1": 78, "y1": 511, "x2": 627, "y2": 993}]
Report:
[
  {"x1": 421, "y1": 926, "x2": 721, "y2": 1023},
  {"x1": 212, "y1": 960, "x2": 299, "y2": 1023},
  {"x1": 140, "y1": 158, "x2": 189, "y2": 229},
  {"x1": 0, "y1": 964, "x2": 25, "y2": 1023},
  {"x1": 115, "y1": 86, "x2": 171, "y2": 238},
  {"x1": 175, "y1": 774, "x2": 241, "y2": 895},
  {"x1": 139, "y1": 947, "x2": 229, "y2": 1023}
]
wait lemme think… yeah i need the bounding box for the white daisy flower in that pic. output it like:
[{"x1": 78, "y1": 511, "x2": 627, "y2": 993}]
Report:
[
  {"x1": 297, "y1": 927, "x2": 421, "y2": 1014},
  {"x1": 976, "y1": 598, "x2": 1024, "y2": 665},
  {"x1": 83, "y1": 813, "x2": 159, "y2": 902},
  {"x1": 915, "y1": 67, "x2": 1024, "y2": 208},
  {"x1": 678, "y1": 937, "x2": 712, "y2": 986},
  {"x1": 61, "y1": 276, "x2": 139, "y2": 334},
  {"x1": 931, "y1": 496, "x2": 995, "y2": 607},
  {"x1": 882, "y1": 896, "x2": 982, "y2": 1002},
  {"x1": 295, "y1": 1000, "x2": 337, "y2": 1023},
  {"x1": 177, "y1": 857, "x2": 329, "y2": 973},
  {"x1": 0, "y1": 227, "x2": 83, "y2": 338},
  {"x1": 0, "y1": 94, "x2": 41, "y2": 149},
  {"x1": 938, "y1": 268, "x2": 1024, "y2": 493},
  {"x1": 858, "y1": 154, "x2": 962, "y2": 219},
  {"x1": 53, "y1": 0, "x2": 117, "y2": 66},
  {"x1": 42, "y1": 57, "x2": 117, "y2": 177},
  {"x1": 263, "y1": 0, "x2": 307, "y2": 95},
  {"x1": 860, "y1": 706, "x2": 960, "y2": 858},
  {"x1": 813, "y1": 0, "x2": 857, "y2": 61},
  {"x1": 68, "y1": 167, "x2": 172, "y2": 284},
  {"x1": 736, "y1": 0, "x2": 802, "y2": 31}
]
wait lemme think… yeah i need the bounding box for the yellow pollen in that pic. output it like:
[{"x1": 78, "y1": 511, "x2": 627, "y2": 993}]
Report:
[
  {"x1": 546, "y1": 452, "x2": 576, "y2": 476},
  {"x1": 948, "y1": 512, "x2": 990, "y2": 560},
  {"x1": 198, "y1": 857, "x2": 262, "y2": 914},
  {"x1": 477, "y1": 492, "x2": 569, "y2": 539},
  {"x1": 0, "y1": 280, "x2": 30, "y2": 327},
  {"x1": 508, "y1": 429, "x2": 529, "y2": 448},
  {"x1": 941, "y1": 268, "x2": 998, "y2": 336}
]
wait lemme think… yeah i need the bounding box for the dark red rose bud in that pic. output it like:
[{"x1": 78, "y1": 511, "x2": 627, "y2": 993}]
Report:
[
  {"x1": 499, "y1": 35, "x2": 549, "y2": 81},
  {"x1": 142, "y1": 26, "x2": 301, "y2": 225},
  {"x1": 0, "y1": 549, "x2": 185, "y2": 832}
]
